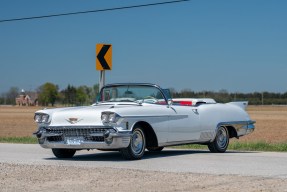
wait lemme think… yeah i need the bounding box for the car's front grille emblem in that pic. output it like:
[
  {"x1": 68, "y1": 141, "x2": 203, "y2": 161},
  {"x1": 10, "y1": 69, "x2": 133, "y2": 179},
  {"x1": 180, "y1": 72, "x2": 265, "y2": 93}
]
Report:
[{"x1": 66, "y1": 118, "x2": 82, "y2": 124}]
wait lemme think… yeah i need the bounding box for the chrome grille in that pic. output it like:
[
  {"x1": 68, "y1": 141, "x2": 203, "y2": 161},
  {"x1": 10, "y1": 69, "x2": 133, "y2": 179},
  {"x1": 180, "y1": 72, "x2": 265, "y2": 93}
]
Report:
[{"x1": 45, "y1": 126, "x2": 111, "y2": 142}]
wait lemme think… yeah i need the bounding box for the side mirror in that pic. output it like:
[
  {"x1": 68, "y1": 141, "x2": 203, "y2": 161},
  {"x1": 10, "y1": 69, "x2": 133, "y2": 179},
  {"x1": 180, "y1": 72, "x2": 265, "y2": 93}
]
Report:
[{"x1": 168, "y1": 99, "x2": 173, "y2": 107}]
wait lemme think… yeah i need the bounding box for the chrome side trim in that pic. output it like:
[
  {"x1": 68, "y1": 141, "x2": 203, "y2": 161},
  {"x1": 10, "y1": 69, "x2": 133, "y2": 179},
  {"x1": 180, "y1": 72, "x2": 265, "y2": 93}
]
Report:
[
  {"x1": 159, "y1": 139, "x2": 211, "y2": 147},
  {"x1": 122, "y1": 115, "x2": 188, "y2": 119}
]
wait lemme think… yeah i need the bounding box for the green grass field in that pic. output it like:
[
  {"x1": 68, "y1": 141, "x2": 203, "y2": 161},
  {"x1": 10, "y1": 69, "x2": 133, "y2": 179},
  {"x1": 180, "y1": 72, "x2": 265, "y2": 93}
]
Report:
[
  {"x1": 0, "y1": 137, "x2": 38, "y2": 144},
  {"x1": 174, "y1": 141, "x2": 287, "y2": 152}
]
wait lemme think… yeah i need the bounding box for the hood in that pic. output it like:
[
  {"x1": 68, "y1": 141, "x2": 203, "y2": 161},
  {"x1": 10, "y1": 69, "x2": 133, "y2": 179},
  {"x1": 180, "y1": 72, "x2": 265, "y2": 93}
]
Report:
[
  {"x1": 42, "y1": 103, "x2": 139, "y2": 126},
  {"x1": 48, "y1": 105, "x2": 109, "y2": 126}
]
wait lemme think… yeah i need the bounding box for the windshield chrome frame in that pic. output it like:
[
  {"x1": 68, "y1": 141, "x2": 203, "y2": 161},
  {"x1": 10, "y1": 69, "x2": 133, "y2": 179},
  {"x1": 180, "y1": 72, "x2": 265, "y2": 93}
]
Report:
[{"x1": 97, "y1": 83, "x2": 169, "y2": 105}]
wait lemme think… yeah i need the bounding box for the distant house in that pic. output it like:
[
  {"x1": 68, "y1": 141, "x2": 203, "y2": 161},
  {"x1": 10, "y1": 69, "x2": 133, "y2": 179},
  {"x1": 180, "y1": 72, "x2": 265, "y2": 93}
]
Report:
[{"x1": 15, "y1": 89, "x2": 38, "y2": 106}]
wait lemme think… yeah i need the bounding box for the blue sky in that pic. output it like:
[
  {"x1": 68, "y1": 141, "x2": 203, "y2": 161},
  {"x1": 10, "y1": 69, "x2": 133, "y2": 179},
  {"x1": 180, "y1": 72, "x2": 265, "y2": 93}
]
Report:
[{"x1": 0, "y1": 0, "x2": 286, "y2": 94}]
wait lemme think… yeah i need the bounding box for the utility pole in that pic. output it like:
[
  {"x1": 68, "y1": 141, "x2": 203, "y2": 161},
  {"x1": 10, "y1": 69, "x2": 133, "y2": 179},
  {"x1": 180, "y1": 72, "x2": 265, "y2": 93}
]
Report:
[{"x1": 261, "y1": 92, "x2": 264, "y2": 105}]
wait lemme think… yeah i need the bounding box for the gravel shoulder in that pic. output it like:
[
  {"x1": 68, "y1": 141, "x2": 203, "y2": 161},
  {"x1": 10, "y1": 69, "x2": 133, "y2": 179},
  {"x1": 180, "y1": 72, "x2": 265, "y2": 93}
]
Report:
[{"x1": 1, "y1": 162, "x2": 287, "y2": 192}]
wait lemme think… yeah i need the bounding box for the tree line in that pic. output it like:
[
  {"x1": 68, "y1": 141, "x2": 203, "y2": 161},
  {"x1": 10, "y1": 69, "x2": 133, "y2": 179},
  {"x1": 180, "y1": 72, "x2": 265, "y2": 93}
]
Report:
[
  {"x1": 171, "y1": 88, "x2": 287, "y2": 105},
  {"x1": 0, "y1": 82, "x2": 99, "y2": 106},
  {"x1": 1, "y1": 83, "x2": 287, "y2": 106},
  {"x1": 37, "y1": 83, "x2": 100, "y2": 106}
]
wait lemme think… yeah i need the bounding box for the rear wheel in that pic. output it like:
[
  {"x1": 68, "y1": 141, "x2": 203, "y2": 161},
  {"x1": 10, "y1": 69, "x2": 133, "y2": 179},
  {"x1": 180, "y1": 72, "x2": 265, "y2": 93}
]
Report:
[
  {"x1": 208, "y1": 126, "x2": 229, "y2": 153},
  {"x1": 52, "y1": 148, "x2": 76, "y2": 158},
  {"x1": 121, "y1": 127, "x2": 146, "y2": 160}
]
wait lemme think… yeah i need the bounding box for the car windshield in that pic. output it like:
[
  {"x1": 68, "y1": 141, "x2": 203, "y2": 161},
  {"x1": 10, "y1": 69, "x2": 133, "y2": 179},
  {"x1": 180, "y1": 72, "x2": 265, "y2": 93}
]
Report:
[{"x1": 98, "y1": 85, "x2": 167, "y2": 104}]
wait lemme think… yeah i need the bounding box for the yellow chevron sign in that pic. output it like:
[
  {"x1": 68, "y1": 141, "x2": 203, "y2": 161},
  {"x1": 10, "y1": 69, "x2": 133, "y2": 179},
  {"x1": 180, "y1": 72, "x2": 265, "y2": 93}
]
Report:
[{"x1": 96, "y1": 44, "x2": 112, "y2": 70}]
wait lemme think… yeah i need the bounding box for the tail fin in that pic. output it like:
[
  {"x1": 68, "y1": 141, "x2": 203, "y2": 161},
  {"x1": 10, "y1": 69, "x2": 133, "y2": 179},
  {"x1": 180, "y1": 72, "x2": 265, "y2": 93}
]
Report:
[{"x1": 228, "y1": 101, "x2": 248, "y2": 110}]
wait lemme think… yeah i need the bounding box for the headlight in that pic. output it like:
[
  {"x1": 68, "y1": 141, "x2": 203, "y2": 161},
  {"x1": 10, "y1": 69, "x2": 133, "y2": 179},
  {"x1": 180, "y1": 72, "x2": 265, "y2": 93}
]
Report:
[
  {"x1": 34, "y1": 114, "x2": 42, "y2": 123},
  {"x1": 42, "y1": 114, "x2": 49, "y2": 123},
  {"x1": 101, "y1": 112, "x2": 121, "y2": 124},
  {"x1": 108, "y1": 113, "x2": 116, "y2": 123},
  {"x1": 34, "y1": 113, "x2": 50, "y2": 124},
  {"x1": 101, "y1": 113, "x2": 109, "y2": 123}
]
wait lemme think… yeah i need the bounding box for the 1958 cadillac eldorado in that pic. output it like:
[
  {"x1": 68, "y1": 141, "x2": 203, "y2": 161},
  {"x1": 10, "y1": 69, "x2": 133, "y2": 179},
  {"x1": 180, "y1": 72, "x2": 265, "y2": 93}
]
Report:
[{"x1": 33, "y1": 83, "x2": 255, "y2": 160}]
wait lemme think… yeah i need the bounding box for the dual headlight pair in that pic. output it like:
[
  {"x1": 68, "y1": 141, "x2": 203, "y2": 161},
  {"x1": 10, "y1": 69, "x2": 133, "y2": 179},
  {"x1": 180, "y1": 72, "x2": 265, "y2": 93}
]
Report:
[
  {"x1": 101, "y1": 112, "x2": 121, "y2": 124},
  {"x1": 35, "y1": 112, "x2": 120, "y2": 124},
  {"x1": 34, "y1": 113, "x2": 50, "y2": 124}
]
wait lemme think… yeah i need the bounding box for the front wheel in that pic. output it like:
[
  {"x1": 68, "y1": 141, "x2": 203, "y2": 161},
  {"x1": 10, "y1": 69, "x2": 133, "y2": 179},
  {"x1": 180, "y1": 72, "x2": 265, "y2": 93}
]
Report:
[
  {"x1": 208, "y1": 126, "x2": 229, "y2": 153},
  {"x1": 121, "y1": 127, "x2": 146, "y2": 160},
  {"x1": 147, "y1": 147, "x2": 164, "y2": 152},
  {"x1": 52, "y1": 148, "x2": 76, "y2": 158}
]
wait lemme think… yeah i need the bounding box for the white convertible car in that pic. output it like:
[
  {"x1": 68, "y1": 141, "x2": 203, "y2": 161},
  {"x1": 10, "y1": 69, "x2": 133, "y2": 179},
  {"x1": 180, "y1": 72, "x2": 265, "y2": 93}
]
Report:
[{"x1": 33, "y1": 83, "x2": 255, "y2": 160}]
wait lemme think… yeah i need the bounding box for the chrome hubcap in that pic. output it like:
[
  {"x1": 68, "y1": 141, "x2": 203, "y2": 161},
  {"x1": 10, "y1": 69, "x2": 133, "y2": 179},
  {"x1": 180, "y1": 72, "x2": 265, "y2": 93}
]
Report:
[
  {"x1": 131, "y1": 129, "x2": 144, "y2": 154},
  {"x1": 216, "y1": 127, "x2": 228, "y2": 149}
]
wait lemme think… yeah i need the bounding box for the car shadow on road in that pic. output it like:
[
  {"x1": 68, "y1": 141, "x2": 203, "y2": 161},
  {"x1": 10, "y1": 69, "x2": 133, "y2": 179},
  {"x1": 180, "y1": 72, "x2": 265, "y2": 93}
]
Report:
[{"x1": 44, "y1": 149, "x2": 258, "y2": 162}]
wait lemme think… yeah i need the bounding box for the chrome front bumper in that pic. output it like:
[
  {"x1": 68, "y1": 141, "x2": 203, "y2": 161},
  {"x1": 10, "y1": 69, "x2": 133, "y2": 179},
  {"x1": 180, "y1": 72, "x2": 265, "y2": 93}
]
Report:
[{"x1": 33, "y1": 126, "x2": 132, "y2": 149}]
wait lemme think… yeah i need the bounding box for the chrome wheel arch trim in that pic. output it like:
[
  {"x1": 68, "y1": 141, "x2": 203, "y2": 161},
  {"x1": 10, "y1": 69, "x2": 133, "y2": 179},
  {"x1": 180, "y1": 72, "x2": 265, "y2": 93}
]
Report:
[{"x1": 130, "y1": 120, "x2": 160, "y2": 148}]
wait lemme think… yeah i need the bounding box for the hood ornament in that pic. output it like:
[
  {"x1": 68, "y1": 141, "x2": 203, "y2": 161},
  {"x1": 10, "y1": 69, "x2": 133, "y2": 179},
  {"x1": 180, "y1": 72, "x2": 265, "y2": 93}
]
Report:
[{"x1": 66, "y1": 117, "x2": 82, "y2": 124}]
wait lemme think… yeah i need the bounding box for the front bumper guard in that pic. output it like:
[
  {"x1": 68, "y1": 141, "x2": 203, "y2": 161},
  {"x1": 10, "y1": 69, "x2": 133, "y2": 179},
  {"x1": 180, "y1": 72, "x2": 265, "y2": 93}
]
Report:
[{"x1": 33, "y1": 129, "x2": 132, "y2": 149}]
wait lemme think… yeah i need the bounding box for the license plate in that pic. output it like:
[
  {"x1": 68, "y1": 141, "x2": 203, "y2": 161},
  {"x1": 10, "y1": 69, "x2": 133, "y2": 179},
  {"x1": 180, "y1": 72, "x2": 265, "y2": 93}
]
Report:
[{"x1": 65, "y1": 137, "x2": 83, "y2": 145}]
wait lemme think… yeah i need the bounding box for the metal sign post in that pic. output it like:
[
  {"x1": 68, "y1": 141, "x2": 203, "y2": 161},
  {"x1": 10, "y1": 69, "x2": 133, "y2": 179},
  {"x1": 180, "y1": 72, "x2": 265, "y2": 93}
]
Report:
[
  {"x1": 96, "y1": 44, "x2": 112, "y2": 92},
  {"x1": 99, "y1": 70, "x2": 105, "y2": 91}
]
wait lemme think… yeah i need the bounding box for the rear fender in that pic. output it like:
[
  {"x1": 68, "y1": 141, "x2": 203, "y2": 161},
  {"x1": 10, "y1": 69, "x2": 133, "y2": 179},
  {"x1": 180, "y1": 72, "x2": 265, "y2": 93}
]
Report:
[{"x1": 227, "y1": 101, "x2": 248, "y2": 110}]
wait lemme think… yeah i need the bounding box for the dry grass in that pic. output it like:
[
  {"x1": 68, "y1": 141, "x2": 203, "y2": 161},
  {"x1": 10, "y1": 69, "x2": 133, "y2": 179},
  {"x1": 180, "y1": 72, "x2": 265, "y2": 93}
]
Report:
[
  {"x1": 0, "y1": 105, "x2": 287, "y2": 144},
  {"x1": 239, "y1": 105, "x2": 287, "y2": 143},
  {"x1": 0, "y1": 106, "x2": 42, "y2": 137}
]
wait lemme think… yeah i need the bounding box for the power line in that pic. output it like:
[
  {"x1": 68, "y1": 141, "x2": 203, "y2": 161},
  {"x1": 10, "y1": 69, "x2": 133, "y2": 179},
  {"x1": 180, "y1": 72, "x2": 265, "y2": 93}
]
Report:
[{"x1": 0, "y1": 0, "x2": 190, "y2": 23}]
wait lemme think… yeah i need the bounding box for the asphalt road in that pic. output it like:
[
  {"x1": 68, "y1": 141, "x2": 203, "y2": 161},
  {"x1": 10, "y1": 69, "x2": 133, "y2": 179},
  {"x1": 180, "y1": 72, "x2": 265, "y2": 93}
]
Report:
[{"x1": 1, "y1": 143, "x2": 287, "y2": 179}]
